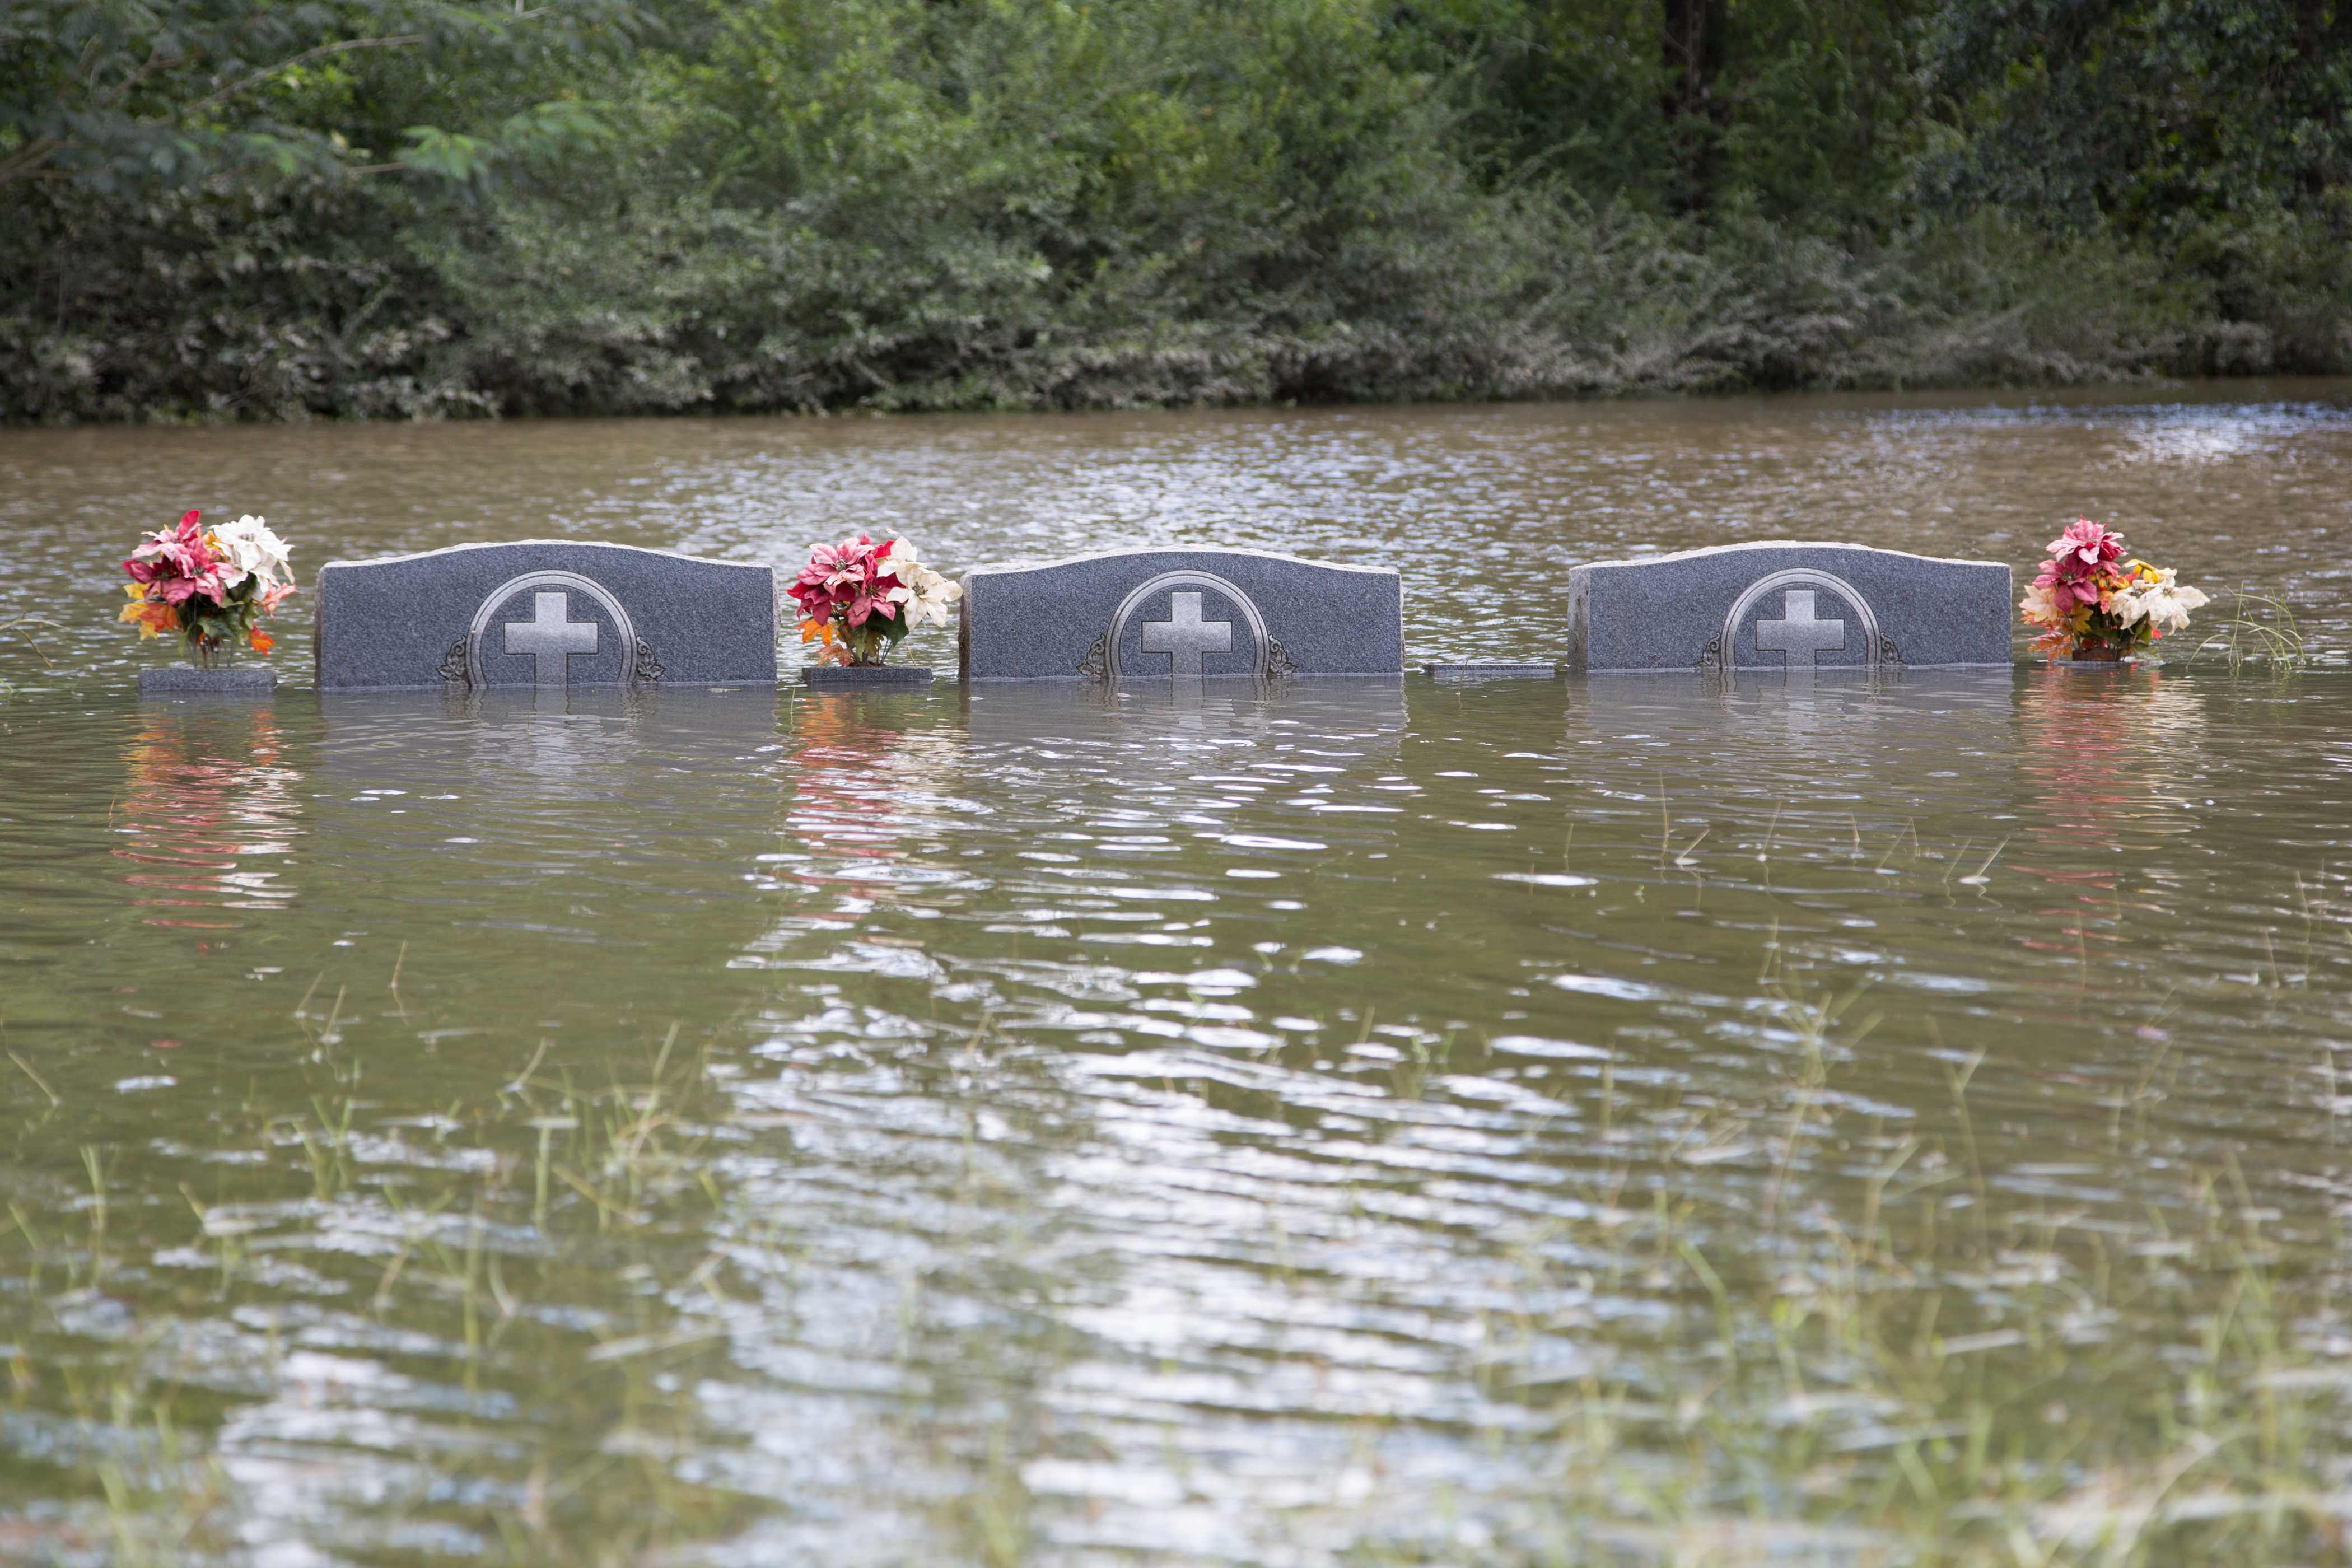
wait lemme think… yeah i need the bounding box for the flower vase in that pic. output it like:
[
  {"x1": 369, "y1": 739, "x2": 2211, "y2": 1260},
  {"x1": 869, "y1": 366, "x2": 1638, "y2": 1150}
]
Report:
[
  {"x1": 1423, "y1": 661, "x2": 1561, "y2": 681},
  {"x1": 801, "y1": 660, "x2": 935, "y2": 690},
  {"x1": 141, "y1": 628, "x2": 274, "y2": 696},
  {"x1": 2048, "y1": 640, "x2": 2134, "y2": 671},
  {"x1": 139, "y1": 664, "x2": 277, "y2": 696}
]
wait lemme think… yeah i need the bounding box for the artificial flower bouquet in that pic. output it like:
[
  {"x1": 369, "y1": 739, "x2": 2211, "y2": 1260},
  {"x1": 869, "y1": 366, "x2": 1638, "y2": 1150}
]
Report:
[
  {"x1": 787, "y1": 534, "x2": 962, "y2": 665},
  {"x1": 2019, "y1": 519, "x2": 2208, "y2": 661},
  {"x1": 119, "y1": 510, "x2": 297, "y2": 664}
]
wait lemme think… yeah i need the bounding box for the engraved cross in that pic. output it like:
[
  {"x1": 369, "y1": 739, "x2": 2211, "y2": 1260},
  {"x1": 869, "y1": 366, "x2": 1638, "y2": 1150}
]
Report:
[
  {"x1": 504, "y1": 590, "x2": 599, "y2": 688},
  {"x1": 1753, "y1": 589, "x2": 1845, "y2": 672},
  {"x1": 1141, "y1": 590, "x2": 1232, "y2": 679}
]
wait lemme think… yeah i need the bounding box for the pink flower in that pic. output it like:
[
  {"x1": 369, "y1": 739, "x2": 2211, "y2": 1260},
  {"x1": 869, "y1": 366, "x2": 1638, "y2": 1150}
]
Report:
[
  {"x1": 2046, "y1": 519, "x2": 2125, "y2": 575},
  {"x1": 2037, "y1": 565, "x2": 2100, "y2": 607},
  {"x1": 156, "y1": 567, "x2": 230, "y2": 606},
  {"x1": 792, "y1": 537, "x2": 869, "y2": 603},
  {"x1": 844, "y1": 591, "x2": 899, "y2": 628},
  {"x1": 792, "y1": 534, "x2": 909, "y2": 624},
  {"x1": 2032, "y1": 519, "x2": 2129, "y2": 608},
  {"x1": 128, "y1": 508, "x2": 209, "y2": 570},
  {"x1": 125, "y1": 510, "x2": 232, "y2": 605}
]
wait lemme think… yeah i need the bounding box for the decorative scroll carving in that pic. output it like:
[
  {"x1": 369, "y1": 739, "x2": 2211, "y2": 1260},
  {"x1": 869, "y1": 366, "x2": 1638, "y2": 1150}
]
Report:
[
  {"x1": 633, "y1": 636, "x2": 665, "y2": 684},
  {"x1": 1263, "y1": 636, "x2": 1299, "y2": 679},
  {"x1": 1076, "y1": 633, "x2": 1110, "y2": 683},
  {"x1": 438, "y1": 635, "x2": 472, "y2": 688}
]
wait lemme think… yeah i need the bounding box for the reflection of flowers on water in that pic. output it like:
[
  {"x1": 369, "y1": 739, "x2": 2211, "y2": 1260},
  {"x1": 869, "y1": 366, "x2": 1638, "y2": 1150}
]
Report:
[
  {"x1": 2012, "y1": 670, "x2": 2206, "y2": 956},
  {"x1": 748, "y1": 699, "x2": 968, "y2": 953},
  {"x1": 114, "y1": 712, "x2": 301, "y2": 930}
]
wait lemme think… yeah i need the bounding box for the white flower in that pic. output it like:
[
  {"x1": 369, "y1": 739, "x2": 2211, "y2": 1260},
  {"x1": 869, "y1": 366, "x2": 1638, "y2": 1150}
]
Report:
[
  {"x1": 878, "y1": 538, "x2": 964, "y2": 629},
  {"x1": 2018, "y1": 580, "x2": 2061, "y2": 623},
  {"x1": 2113, "y1": 567, "x2": 2208, "y2": 635},
  {"x1": 212, "y1": 514, "x2": 292, "y2": 589}
]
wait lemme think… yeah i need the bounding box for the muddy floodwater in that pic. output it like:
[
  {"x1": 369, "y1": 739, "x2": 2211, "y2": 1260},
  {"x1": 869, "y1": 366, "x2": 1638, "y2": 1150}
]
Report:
[{"x1": 3, "y1": 385, "x2": 2352, "y2": 1565}]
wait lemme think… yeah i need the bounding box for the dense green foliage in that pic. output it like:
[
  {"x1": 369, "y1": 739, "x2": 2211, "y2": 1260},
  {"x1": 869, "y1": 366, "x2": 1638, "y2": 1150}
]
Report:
[{"x1": 5, "y1": 0, "x2": 2349, "y2": 422}]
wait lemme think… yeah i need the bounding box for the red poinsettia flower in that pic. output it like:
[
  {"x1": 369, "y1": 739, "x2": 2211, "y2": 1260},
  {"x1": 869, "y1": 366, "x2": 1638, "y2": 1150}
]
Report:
[
  {"x1": 125, "y1": 510, "x2": 232, "y2": 605},
  {"x1": 844, "y1": 589, "x2": 899, "y2": 628}
]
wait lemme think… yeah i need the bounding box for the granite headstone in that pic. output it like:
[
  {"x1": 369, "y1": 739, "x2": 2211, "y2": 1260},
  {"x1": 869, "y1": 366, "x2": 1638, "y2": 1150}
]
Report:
[
  {"x1": 958, "y1": 548, "x2": 1403, "y2": 683},
  {"x1": 315, "y1": 540, "x2": 778, "y2": 692},
  {"x1": 1566, "y1": 542, "x2": 2012, "y2": 674}
]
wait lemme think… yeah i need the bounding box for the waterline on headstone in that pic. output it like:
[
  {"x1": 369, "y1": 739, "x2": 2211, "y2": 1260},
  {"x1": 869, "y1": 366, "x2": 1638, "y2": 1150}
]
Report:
[
  {"x1": 1566, "y1": 542, "x2": 2012, "y2": 675},
  {"x1": 315, "y1": 541, "x2": 777, "y2": 692},
  {"x1": 959, "y1": 548, "x2": 1403, "y2": 684}
]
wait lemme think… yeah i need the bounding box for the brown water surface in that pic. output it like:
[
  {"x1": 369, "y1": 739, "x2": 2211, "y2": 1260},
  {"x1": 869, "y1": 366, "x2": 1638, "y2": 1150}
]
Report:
[{"x1": 2, "y1": 386, "x2": 2351, "y2": 1564}]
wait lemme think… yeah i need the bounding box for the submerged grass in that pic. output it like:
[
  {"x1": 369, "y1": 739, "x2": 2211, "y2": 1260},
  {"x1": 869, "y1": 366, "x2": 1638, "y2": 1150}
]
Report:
[
  {"x1": 0, "y1": 1005, "x2": 763, "y2": 1564},
  {"x1": 3, "y1": 813, "x2": 2350, "y2": 1563},
  {"x1": 2199, "y1": 590, "x2": 2311, "y2": 676},
  {"x1": 1452, "y1": 1102, "x2": 2351, "y2": 1565}
]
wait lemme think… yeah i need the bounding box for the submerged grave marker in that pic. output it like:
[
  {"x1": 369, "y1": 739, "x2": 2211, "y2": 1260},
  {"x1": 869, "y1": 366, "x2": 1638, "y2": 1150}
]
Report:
[
  {"x1": 315, "y1": 541, "x2": 778, "y2": 691},
  {"x1": 959, "y1": 548, "x2": 1403, "y2": 684},
  {"x1": 1565, "y1": 542, "x2": 2012, "y2": 674}
]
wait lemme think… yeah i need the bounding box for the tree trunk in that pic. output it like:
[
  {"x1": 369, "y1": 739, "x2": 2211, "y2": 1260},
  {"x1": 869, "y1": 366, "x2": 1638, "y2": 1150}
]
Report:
[
  {"x1": 1660, "y1": 0, "x2": 1726, "y2": 209},
  {"x1": 2299, "y1": 0, "x2": 2341, "y2": 198}
]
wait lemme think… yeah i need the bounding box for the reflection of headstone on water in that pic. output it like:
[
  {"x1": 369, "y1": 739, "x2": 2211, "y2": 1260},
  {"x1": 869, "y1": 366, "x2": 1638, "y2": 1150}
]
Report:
[
  {"x1": 896, "y1": 681, "x2": 1416, "y2": 958},
  {"x1": 1565, "y1": 671, "x2": 2023, "y2": 857},
  {"x1": 960, "y1": 678, "x2": 1407, "y2": 775},
  {"x1": 319, "y1": 685, "x2": 786, "y2": 804},
  {"x1": 310, "y1": 688, "x2": 794, "y2": 1009}
]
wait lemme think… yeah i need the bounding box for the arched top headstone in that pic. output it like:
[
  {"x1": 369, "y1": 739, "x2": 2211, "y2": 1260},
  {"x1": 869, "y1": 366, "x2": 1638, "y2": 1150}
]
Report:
[
  {"x1": 1565, "y1": 542, "x2": 2012, "y2": 674},
  {"x1": 314, "y1": 540, "x2": 777, "y2": 691},
  {"x1": 958, "y1": 548, "x2": 1403, "y2": 683}
]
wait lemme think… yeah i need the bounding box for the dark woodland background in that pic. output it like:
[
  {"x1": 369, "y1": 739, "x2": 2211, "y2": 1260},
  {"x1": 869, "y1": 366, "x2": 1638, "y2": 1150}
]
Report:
[{"x1": 6, "y1": 0, "x2": 2349, "y2": 422}]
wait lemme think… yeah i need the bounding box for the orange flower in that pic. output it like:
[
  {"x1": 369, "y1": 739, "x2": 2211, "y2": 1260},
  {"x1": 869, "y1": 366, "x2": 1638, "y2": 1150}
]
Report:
[
  {"x1": 248, "y1": 627, "x2": 275, "y2": 654},
  {"x1": 118, "y1": 598, "x2": 179, "y2": 638}
]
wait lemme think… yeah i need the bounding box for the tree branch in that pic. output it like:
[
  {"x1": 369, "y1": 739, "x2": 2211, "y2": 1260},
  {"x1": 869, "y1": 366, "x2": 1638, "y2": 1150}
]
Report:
[
  {"x1": 101, "y1": 51, "x2": 195, "y2": 109},
  {"x1": 0, "y1": 136, "x2": 63, "y2": 190},
  {"x1": 176, "y1": 34, "x2": 426, "y2": 123}
]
